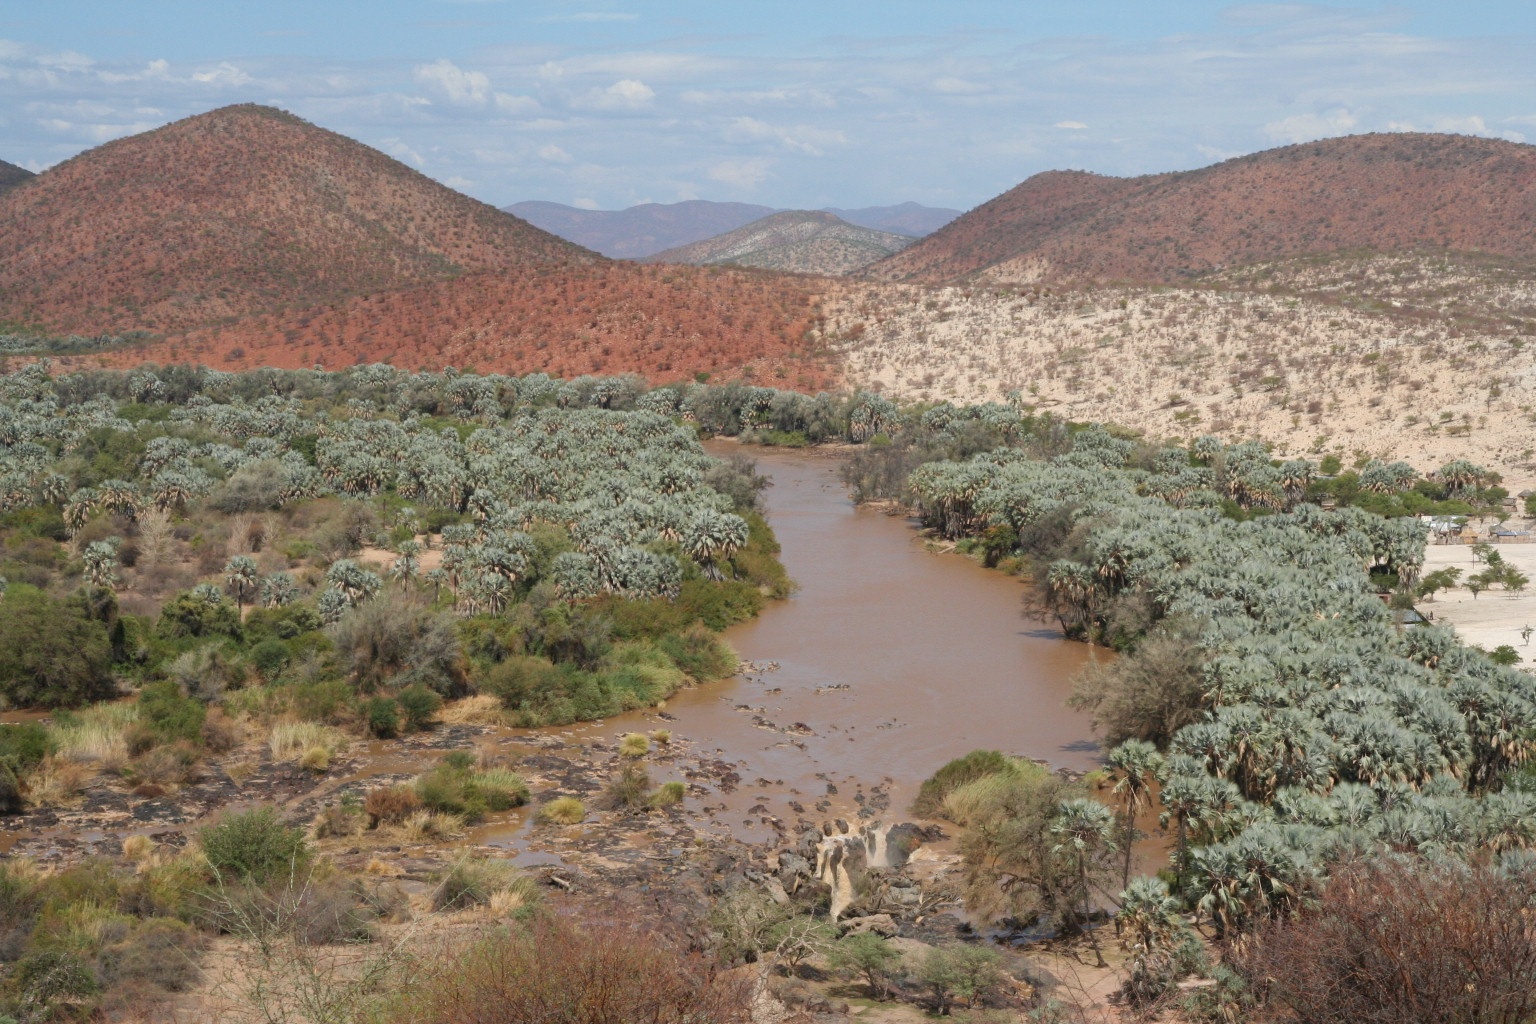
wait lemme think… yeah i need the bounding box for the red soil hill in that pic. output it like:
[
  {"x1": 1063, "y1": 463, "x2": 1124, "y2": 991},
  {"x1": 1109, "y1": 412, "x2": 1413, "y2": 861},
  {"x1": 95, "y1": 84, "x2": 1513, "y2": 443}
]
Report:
[{"x1": 871, "y1": 133, "x2": 1536, "y2": 285}]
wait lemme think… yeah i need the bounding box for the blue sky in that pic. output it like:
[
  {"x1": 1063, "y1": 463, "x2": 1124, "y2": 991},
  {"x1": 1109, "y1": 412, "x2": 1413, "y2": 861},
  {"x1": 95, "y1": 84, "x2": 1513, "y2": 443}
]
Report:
[{"x1": 2, "y1": 2, "x2": 1533, "y2": 211}]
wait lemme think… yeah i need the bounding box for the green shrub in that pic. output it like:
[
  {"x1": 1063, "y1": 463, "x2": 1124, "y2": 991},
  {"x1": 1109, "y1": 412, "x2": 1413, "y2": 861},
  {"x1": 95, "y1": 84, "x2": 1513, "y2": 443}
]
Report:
[
  {"x1": 155, "y1": 590, "x2": 240, "y2": 640},
  {"x1": 199, "y1": 807, "x2": 308, "y2": 883},
  {"x1": 290, "y1": 678, "x2": 353, "y2": 724},
  {"x1": 658, "y1": 624, "x2": 738, "y2": 681},
  {"x1": 363, "y1": 696, "x2": 401, "y2": 739},
  {"x1": 248, "y1": 638, "x2": 292, "y2": 680},
  {"x1": 619, "y1": 733, "x2": 650, "y2": 757},
  {"x1": 0, "y1": 587, "x2": 115, "y2": 708},
  {"x1": 912, "y1": 750, "x2": 1013, "y2": 818},
  {"x1": 396, "y1": 684, "x2": 442, "y2": 731},
  {"x1": 0, "y1": 762, "x2": 21, "y2": 816},
  {"x1": 0, "y1": 722, "x2": 51, "y2": 777},
  {"x1": 137, "y1": 680, "x2": 207, "y2": 745}
]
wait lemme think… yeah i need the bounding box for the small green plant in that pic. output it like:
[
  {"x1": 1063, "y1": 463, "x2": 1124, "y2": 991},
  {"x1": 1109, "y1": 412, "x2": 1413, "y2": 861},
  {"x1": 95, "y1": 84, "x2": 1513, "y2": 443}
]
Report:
[
  {"x1": 199, "y1": 806, "x2": 308, "y2": 883},
  {"x1": 602, "y1": 764, "x2": 651, "y2": 811},
  {"x1": 619, "y1": 732, "x2": 650, "y2": 757},
  {"x1": 648, "y1": 781, "x2": 685, "y2": 809},
  {"x1": 363, "y1": 696, "x2": 401, "y2": 739}
]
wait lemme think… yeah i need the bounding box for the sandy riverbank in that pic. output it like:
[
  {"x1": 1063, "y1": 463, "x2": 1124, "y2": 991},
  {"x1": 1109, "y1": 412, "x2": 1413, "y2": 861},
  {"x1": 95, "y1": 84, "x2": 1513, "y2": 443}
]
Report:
[{"x1": 1420, "y1": 525, "x2": 1536, "y2": 665}]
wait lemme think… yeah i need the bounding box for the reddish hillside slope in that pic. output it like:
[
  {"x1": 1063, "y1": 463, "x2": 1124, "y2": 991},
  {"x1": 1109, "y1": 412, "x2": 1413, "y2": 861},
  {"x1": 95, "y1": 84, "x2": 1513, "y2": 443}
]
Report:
[
  {"x1": 80, "y1": 263, "x2": 839, "y2": 390},
  {"x1": 0, "y1": 105, "x2": 589, "y2": 334},
  {"x1": 0, "y1": 159, "x2": 32, "y2": 195},
  {"x1": 872, "y1": 133, "x2": 1536, "y2": 285}
]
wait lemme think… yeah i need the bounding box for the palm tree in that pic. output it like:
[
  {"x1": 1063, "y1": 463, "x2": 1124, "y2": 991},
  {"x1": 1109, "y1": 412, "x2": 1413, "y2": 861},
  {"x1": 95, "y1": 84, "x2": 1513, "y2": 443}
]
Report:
[
  {"x1": 260, "y1": 572, "x2": 299, "y2": 608},
  {"x1": 1106, "y1": 740, "x2": 1163, "y2": 890},
  {"x1": 224, "y1": 555, "x2": 259, "y2": 614},
  {"x1": 82, "y1": 539, "x2": 122, "y2": 593},
  {"x1": 1117, "y1": 876, "x2": 1186, "y2": 1005},
  {"x1": 325, "y1": 559, "x2": 382, "y2": 607},
  {"x1": 390, "y1": 540, "x2": 421, "y2": 589},
  {"x1": 1050, "y1": 798, "x2": 1117, "y2": 966}
]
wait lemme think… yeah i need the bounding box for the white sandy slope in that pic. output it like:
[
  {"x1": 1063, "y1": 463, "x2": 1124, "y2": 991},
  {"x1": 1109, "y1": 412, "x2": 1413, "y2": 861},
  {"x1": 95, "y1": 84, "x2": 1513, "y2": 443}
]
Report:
[{"x1": 830, "y1": 255, "x2": 1536, "y2": 492}]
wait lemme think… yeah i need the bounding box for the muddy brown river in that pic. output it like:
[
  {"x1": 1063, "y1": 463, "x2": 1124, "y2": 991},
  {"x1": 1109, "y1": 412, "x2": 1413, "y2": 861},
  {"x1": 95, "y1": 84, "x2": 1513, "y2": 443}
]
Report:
[{"x1": 682, "y1": 444, "x2": 1100, "y2": 803}]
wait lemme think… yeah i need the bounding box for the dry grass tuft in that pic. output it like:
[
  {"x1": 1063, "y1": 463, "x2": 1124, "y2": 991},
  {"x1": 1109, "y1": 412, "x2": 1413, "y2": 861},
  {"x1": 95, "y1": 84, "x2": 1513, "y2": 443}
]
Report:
[
  {"x1": 439, "y1": 694, "x2": 506, "y2": 726},
  {"x1": 268, "y1": 721, "x2": 348, "y2": 763},
  {"x1": 535, "y1": 797, "x2": 586, "y2": 826}
]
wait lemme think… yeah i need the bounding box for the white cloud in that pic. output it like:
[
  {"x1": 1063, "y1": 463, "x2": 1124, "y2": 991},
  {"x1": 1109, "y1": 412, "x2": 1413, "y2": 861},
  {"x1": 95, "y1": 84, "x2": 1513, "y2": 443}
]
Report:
[
  {"x1": 1054, "y1": 120, "x2": 1088, "y2": 130},
  {"x1": 708, "y1": 157, "x2": 771, "y2": 190},
  {"x1": 445, "y1": 175, "x2": 473, "y2": 189},
  {"x1": 1429, "y1": 114, "x2": 1488, "y2": 134},
  {"x1": 537, "y1": 143, "x2": 573, "y2": 162},
  {"x1": 414, "y1": 59, "x2": 491, "y2": 106},
  {"x1": 721, "y1": 116, "x2": 844, "y2": 156},
  {"x1": 537, "y1": 12, "x2": 639, "y2": 23},
  {"x1": 412, "y1": 58, "x2": 536, "y2": 115},
  {"x1": 573, "y1": 197, "x2": 600, "y2": 209},
  {"x1": 933, "y1": 77, "x2": 988, "y2": 95},
  {"x1": 577, "y1": 78, "x2": 655, "y2": 110},
  {"x1": 191, "y1": 62, "x2": 253, "y2": 87},
  {"x1": 1262, "y1": 108, "x2": 1359, "y2": 144}
]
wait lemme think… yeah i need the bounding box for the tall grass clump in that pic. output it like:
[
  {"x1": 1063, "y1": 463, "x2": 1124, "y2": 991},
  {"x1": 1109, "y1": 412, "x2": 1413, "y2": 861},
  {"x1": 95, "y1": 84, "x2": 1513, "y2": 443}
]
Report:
[
  {"x1": 268, "y1": 721, "x2": 348, "y2": 763},
  {"x1": 535, "y1": 797, "x2": 585, "y2": 825},
  {"x1": 430, "y1": 856, "x2": 539, "y2": 913},
  {"x1": 50, "y1": 703, "x2": 139, "y2": 770},
  {"x1": 911, "y1": 749, "x2": 1012, "y2": 818},
  {"x1": 413, "y1": 754, "x2": 529, "y2": 822}
]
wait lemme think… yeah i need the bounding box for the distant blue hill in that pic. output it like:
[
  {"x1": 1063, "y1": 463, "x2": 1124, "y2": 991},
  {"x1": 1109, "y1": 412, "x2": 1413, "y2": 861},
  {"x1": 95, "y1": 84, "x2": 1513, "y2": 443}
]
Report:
[{"x1": 503, "y1": 199, "x2": 960, "y2": 259}]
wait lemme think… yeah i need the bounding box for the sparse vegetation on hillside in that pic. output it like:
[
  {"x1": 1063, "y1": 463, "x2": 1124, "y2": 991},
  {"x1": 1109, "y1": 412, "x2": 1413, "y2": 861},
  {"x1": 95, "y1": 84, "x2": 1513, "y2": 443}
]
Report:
[
  {"x1": 871, "y1": 133, "x2": 1536, "y2": 285},
  {"x1": 832, "y1": 254, "x2": 1536, "y2": 488},
  {"x1": 648, "y1": 210, "x2": 912, "y2": 276}
]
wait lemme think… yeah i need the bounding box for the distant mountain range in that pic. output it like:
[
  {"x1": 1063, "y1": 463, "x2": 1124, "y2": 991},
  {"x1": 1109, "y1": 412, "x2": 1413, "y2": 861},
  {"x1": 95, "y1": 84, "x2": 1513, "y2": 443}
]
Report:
[
  {"x1": 0, "y1": 159, "x2": 33, "y2": 194},
  {"x1": 505, "y1": 199, "x2": 960, "y2": 258},
  {"x1": 647, "y1": 210, "x2": 912, "y2": 276},
  {"x1": 870, "y1": 133, "x2": 1536, "y2": 285}
]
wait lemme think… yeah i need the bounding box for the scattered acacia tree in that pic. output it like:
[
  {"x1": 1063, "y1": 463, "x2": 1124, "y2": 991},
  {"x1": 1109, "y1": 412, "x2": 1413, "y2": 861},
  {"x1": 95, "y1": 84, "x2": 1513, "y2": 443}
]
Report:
[
  {"x1": 1415, "y1": 566, "x2": 1462, "y2": 600},
  {"x1": 827, "y1": 933, "x2": 903, "y2": 1001}
]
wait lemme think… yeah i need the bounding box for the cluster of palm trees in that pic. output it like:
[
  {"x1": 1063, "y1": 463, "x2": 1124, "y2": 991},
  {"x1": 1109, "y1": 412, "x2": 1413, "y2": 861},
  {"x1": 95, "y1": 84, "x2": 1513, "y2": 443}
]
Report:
[
  {"x1": 909, "y1": 426, "x2": 1536, "y2": 947},
  {"x1": 0, "y1": 364, "x2": 763, "y2": 620}
]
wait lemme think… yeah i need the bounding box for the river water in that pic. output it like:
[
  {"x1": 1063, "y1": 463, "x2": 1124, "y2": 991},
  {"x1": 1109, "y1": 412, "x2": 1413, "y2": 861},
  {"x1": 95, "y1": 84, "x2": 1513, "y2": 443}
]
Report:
[{"x1": 680, "y1": 443, "x2": 1101, "y2": 809}]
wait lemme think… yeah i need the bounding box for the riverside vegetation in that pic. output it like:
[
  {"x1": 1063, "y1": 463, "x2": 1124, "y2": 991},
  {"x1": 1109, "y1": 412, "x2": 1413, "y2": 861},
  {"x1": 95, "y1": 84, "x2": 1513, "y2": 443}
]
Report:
[
  {"x1": 1, "y1": 363, "x2": 1534, "y2": 1021},
  {"x1": 850, "y1": 406, "x2": 1536, "y2": 1019}
]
